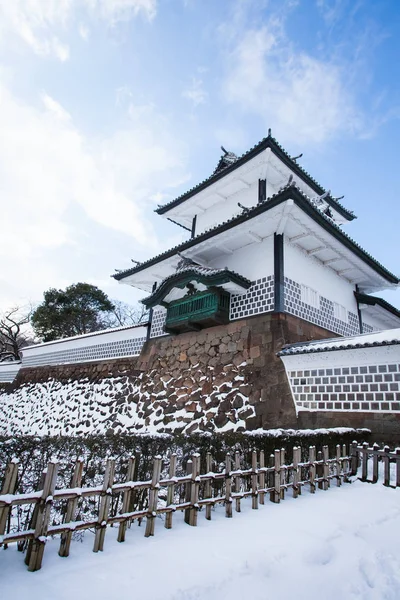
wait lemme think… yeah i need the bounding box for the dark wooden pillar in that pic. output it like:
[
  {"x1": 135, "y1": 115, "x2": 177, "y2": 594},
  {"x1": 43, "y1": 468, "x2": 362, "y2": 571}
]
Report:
[
  {"x1": 355, "y1": 285, "x2": 363, "y2": 334},
  {"x1": 191, "y1": 215, "x2": 197, "y2": 238},
  {"x1": 258, "y1": 179, "x2": 266, "y2": 204},
  {"x1": 274, "y1": 234, "x2": 284, "y2": 313},
  {"x1": 146, "y1": 282, "x2": 157, "y2": 341}
]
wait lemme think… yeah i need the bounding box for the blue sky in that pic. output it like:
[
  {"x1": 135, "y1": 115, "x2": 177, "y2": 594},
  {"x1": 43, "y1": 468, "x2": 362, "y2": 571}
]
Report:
[{"x1": 0, "y1": 0, "x2": 400, "y2": 310}]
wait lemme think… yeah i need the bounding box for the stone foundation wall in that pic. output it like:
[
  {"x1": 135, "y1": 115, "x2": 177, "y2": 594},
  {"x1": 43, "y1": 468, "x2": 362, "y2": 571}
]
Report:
[
  {"x1": 298, "y1": 411, "x2": 400, "y2": 442},
  {"x1": 0, "y1": 313, "x2": 338, "y2": 436}
]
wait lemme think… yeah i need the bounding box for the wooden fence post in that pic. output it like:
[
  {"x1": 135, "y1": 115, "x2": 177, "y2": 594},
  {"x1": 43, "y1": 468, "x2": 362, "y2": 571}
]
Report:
[
  {"x1": 322, "y1": 446, "x2": 329, "y2": 490},
  {"x1": 25, "y1": 469, "x2": 46, "y2": 563},
  {"x1": 93, "y1": 458, "x2": 116, "y2": 552},
  {"x1": 145, "y1": 456, "x2": 162, "y2": 537},
  {"x1": 251, "y1": 450, "x2": 258, "y2": 510},
  {"x1": 234, "y1": 451, "x2": 241, "y2": 513},
  {"x1": 350, "y1": 441, "x2": 358, "y2": 476},
  {"x1": 317, "y1": 450, "x2": 323, "y2": 490},
  {"x1": 297, "y1": 447, "x2": 302, "y2": 495},
  {"x1": 225, "y1": 453, "x2": 232, "y2": 518},
  {"x1": 396, "y1": 448, "x2": 400, "y2": 488},
  {"x1": 309, "y1": 446, "x2": 316, "y2": 494},
  {"x1": 268, "y1": 453, "x2": 274, "y2": 502},
  {"x1": 184, "y1": 459, "x2": 192, "y2": 525},
  {"x1": 361, "y1": 442, "x2": 369, "y2": 482},
  {"x1": 205, "y1": 453, "x2": 212, "y2": 520},
  {"x1": 372, "y1": 443, "x2": 379, "y2": 483},
  {"x1": 271, "y1": 449, "x2": 280, "y2": 503},
  {"x1": 334, "y1": 444, "x2": 341, "y2": 487},
  {"x1": 280, "y1": 448, "x2": 285, "y2": 500},
  {"x1": 0, "y1": 458, "x2": 19, "y2": 546},
  {"x1": 117, "y1": 455, "x2": 137, "y2": 542},
  {"x1": 292, "y1": 447, "x2": 299, "y2": 499},
  {"x1": 28, "y1": 461, "x2": 59, "y2": 572},
  {"x1": 188, "y1": 454, "x2": 200, "y2": 527},
  {"x1": 259, "y1": 450, "x2": 265, "y2": 505},
  {"x1": 59, "y1": 458, "x2": 83, "y2": 556},
  {"x1": 165, "y1": 453, "x2": 177, "y2": 530},
  {"x1": 383, "y1": 445, "x2": 390, "y2": 487}
]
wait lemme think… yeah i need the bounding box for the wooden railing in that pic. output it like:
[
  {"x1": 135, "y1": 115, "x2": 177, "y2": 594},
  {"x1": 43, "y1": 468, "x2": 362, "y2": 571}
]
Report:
[
  {"x1": 0, "y1": 444, "x2": 352, "y2": 572},
  {"x1": 165, "y1": 289, "x2": 230, "y2": 332}
]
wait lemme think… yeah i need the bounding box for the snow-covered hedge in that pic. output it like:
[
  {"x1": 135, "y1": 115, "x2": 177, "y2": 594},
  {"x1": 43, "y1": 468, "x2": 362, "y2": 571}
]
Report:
[{"x1": 0, "y1": 429, "x2": 370, "y2": 544}]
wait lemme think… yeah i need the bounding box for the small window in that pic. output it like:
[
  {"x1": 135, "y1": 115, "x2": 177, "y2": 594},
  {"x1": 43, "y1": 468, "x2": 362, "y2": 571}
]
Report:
[
  {"x1": 300, "y1": 284, "x2": 320, "y2": 309},
  {"x1": 333, "y1": 302, "x2": 347, "y2": 322}
]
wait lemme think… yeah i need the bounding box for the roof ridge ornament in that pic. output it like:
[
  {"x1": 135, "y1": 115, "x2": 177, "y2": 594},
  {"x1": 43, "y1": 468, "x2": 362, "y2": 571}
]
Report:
[
  {"x1": 176, "y1": 252, "x2": 200, "y2": 271},
  {"x1": 213, "y1": 146, "x2": 239, "y2": 175}
]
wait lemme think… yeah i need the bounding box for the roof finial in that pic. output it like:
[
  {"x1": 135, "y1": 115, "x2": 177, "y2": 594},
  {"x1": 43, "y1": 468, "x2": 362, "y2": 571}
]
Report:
[
  {"x1": 287, "y1": 174, "x2": 294, "y2": 185},
  {"x1": 291, "y1": 153, "x2": 303, "y2": 162},
  {"x1": 268, "y1": 128, "x2": 272, "y2": 137},
  {"x1": 238, "y1": 202, "x2": 250, "y2": 214},
  {"x1": 177, "y1": 251, "x2": 199, "y2": 268},
  {"x1": 131, "y1": 259, "x2": 142, "y2": 265},
  {"x1": 221, "y1": 146, "x2": 228, "y2": 155}
]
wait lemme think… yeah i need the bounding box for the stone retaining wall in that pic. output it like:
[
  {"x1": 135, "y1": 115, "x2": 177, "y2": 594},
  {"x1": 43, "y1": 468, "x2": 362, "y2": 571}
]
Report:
[{"x1": 0, "y1": 313, "x2": 336, "y2": 435}]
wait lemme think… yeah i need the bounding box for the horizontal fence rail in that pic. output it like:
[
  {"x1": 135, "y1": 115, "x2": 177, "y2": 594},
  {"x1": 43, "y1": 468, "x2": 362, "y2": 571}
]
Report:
[{"x1": 0, "y1": 444, "x2": 354, "y2": 571}]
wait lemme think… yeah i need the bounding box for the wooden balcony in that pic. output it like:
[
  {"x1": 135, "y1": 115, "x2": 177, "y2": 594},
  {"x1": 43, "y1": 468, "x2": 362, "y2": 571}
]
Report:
[{"x1": 165, "y1": 289, "x2": 230, "y2": 334}]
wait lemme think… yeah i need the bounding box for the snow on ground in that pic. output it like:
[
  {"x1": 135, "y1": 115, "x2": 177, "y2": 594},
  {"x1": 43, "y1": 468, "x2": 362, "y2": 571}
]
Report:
[{"x1": 1, "y1": 479, "x2": 400, "y2": 599}]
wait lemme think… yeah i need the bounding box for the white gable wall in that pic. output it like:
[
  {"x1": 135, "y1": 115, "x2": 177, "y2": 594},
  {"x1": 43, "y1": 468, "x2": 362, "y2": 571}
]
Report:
[
  {"x1": 284, "y1": 239, "x2": 357, "y2": 314},
  {"x1": 206, "y1": 235, "x2": 274, "y2": 282},
  {"x1": 195, "y1": 185, "x2": 257, "y2": 234}
]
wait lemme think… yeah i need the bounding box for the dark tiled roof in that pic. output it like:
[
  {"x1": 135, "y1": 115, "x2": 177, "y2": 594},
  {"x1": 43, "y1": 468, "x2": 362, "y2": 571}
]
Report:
[
  {"x1": 112, "y1": 183, "x2": 398, "y2": 284},
  {"x1": 278, "y1": 330, "x2": 400, "y2": 356},
  {"x1": 156, "y1": 134, "x2": 356, "y2": 221},
  {"x1": 355, "y1": 292, "x2": 400, "y2": 320},
  {"x1": 142, "y1": 265, "x2": 251, "y2": 307}
]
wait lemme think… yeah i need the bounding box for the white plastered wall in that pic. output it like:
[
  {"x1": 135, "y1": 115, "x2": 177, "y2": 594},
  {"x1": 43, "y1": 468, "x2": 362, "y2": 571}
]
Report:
[
  {"x1": 206, "y1": 235, "x2": 274, "y2": 282},
  {"x1": 284, "y1": 238, "x2": 358, "y2": 314},
  {"x1": 195, "y1": 185, "x2": 257, "y2": 234}
]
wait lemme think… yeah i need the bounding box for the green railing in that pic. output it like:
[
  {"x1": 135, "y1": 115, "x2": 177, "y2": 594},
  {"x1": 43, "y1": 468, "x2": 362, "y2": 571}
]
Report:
[{"x1": 165, "y1": 289, "x2": 230, "y2": 333}]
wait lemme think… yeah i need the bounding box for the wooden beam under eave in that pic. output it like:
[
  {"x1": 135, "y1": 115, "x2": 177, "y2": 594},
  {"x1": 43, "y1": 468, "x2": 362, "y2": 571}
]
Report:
[
  {"x1": 323, "y1": 257, "x2": 340, "y2": 265},
  {"x1": 307, "y1": 246, "x2": 326, "y2": 256},
  {"x1": 247, "y1": 231, "x2": 263, "y2": 243},
  {"x1": 289, "y1": 232, "x2": 309, "y2": 243}
]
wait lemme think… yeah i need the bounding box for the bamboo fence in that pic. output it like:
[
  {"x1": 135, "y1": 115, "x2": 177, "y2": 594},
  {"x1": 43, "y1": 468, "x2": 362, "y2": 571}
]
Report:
[
  {"x1": 0, "y1": 441, "x2": 386, "y2": 572},
  {"x1": 352, "y1": 441, "x2": 400, "y2": 487}
]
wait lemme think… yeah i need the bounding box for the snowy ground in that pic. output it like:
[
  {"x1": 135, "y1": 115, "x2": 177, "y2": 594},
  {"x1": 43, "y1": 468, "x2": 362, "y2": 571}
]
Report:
[{"x1": 1, "y1": 479, "x2": 400, "y2": 599}]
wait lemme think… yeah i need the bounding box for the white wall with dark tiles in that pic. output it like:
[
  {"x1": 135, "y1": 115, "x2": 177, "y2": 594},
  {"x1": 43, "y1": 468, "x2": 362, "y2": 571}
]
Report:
[{"x1": 281, "y1": 344, "x2": 400, "y2": 413}]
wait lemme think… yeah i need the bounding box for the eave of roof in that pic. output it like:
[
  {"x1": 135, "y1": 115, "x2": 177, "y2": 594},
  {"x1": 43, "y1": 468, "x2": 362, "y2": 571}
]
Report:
[
  {"x1": 278, "y1": 332, "x2": 400, "y2": 356},
  {"x1": 355, "y1": 292, "x2": 400, "y2": 320},
  {"x1": 113, "y1": 184, "x2": 399, "y2": 285},
  {"x1": 142, "y1": 267, "x2": 251, "y2": 307},
  {"x1": 155, "y1": 134, "x2": 356, "y2": 222}
]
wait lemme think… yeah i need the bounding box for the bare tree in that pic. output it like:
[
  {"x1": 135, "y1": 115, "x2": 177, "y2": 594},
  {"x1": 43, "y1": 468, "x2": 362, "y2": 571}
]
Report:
[
  {"x1": 0, "y1": 306, "x2": 35, "y2": 362},
  {"x1": 106, "y1": 300, "x2": 149, "y2": 328}
]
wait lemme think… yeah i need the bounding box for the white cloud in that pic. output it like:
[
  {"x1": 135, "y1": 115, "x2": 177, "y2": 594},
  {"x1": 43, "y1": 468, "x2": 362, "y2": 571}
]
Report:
[
  {"x1": 222, "y1": 21, "x2": 362, "y2": 144},
  {"x1": 0, "y1": 80, "x2": 188, "y2": 307},
  {"x1": 182, "y1": 77, "x2": 208, "y2": 108},
  {"x1": 79, "y1": 23, "x2": 90, "y2": 41},
  {"x1": 0, "y1": 0, "x2": 157, "y2": 60}
]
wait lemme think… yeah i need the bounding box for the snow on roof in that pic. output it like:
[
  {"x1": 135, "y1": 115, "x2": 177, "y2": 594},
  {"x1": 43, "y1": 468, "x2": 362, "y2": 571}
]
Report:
[
  {"x1": 278, "y1": 328, "x2": 400, "y2": 356},
  {"x1": 22, "y1": 322, "x2": 149, "y2": 351}
]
